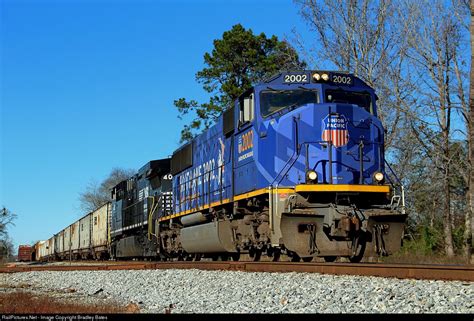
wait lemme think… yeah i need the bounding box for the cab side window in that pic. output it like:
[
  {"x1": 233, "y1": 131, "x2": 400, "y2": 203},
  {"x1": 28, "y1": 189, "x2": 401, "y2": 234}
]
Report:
[{"x1": 239, "y1": 93, "x2": 254, "y2": 126}]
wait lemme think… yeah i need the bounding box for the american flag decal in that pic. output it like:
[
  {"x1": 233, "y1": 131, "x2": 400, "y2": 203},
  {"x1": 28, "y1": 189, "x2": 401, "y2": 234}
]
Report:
[{"x1": 322, "y1": 114, "x2": 349, "y2": 147}]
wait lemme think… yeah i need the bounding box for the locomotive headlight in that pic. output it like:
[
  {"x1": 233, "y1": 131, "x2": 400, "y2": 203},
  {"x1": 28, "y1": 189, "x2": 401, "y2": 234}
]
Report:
[
  {"x1": 321, "y1": 73, "x2": 329, "y2": 81},
  {"x1": 373, "y1": 171, "x2": 384, "y2": 183},
  {"x1": 313, "y1": 73, "x2": 321, "y2": 81},
  {"x1": 306, "y1": 170, "x2": 318, "y2": 183}
]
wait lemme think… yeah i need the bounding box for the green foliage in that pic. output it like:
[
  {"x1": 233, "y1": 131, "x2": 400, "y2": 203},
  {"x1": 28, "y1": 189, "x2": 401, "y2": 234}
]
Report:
[
  {"x1": 400, "y1": 220, "x2": 467, "y2": 258},
  {"x1": 421, "y1": 225, "x2": 443, "y2": 253},
  {"x1": 174, "y1": 24, "x2": 306, "y2": 142},
  {"x1": 452, "y1": 225, "x2": 465, "y2": 252}
]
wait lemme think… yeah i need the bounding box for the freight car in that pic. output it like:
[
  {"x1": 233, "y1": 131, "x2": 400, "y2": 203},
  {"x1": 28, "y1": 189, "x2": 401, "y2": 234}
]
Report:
[
  {"x1": 17, "y1": 245, "x2": 34, "y2": 262},
  {"x1": 34, "y1": 203, "x2": 111, "y2": 261},
  {"x1": 36, "y1": 70, "x2": 407, "y2": 263}
]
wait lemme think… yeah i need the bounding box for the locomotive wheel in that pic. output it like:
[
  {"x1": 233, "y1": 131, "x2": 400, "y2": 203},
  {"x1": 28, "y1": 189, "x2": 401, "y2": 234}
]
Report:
[
  {"x1": 349, "y1": 254, "x2": 363, "y2": 263},
  {"x1": 272, "y1": 249, "x2": 281, "y2": 262},
  {"x1": 323, "y1": 256, "x2": 337, "y2": 262},
  {"x1": 290, "y1": 253, "x2": 301, "y2": 262},
  {"x1": 250, "y1": 249, "x2": 262, "y2": 262},
  {"x1": 194, "y1": 254, "x2": 202, "y2": 261},
  {"x1": 220, "y1": 254, "x2": 229, "y2": 261},
  {"x1": 231, "y1": 253, "x2": 240, "y2": 261},
  {"x1": 302, "y1": 257, "x2": 313, "y2": 262}
]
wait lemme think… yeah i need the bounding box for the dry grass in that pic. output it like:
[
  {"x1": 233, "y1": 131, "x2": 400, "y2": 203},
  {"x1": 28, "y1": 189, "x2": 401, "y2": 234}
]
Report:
[
  {"x1": 0, "y1": 291, "x2": 137, "y2": 314},
  {"x1": 381, "y1": 252, "x2": 472, "y2": 265}
]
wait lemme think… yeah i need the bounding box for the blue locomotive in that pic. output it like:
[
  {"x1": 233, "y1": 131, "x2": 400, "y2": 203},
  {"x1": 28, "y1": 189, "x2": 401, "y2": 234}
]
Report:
[{"x1": 110, "y1": 70, "x2": 407, "y2": 262}]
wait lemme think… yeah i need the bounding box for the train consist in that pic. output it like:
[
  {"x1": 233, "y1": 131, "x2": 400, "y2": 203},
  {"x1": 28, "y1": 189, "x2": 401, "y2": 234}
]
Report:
[{"x1": 32, "y1": 70, "x2": 407, "y2": 263}]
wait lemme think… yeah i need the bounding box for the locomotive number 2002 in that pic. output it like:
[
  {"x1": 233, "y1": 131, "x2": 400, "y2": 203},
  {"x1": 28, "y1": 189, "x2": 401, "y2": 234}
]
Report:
[
  {"x1": 332, "y1": 75, "x2": 353, "y2": 85},
  {"x1": 284, "y1": 74, "x2": 308, "y2": 83}
]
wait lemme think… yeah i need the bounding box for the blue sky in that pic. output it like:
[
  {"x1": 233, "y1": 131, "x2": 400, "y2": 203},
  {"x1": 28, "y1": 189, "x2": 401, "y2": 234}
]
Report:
[{"x1": 1, "y1": 0, "x2": 312, "y2": 248}]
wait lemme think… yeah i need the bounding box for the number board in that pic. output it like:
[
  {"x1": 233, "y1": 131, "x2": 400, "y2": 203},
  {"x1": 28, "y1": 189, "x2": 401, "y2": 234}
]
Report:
[
  {"x1": 283, "y1": 73, "x2": 309, "y2": 84},
  {"x1": 330, "y1": 73, "x2": 353, "y2": 86}
]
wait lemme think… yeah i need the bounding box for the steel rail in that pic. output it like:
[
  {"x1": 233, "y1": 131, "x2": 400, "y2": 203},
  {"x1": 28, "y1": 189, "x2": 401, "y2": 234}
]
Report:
[{"x1": 1, "y1": 261, "x2": 473, "y2": 282}]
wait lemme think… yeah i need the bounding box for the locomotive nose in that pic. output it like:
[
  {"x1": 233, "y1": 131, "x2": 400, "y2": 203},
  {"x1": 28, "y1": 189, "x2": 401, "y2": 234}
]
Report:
[{"x1": 302, "y1": 103, "x2": 382, "y2": 185}]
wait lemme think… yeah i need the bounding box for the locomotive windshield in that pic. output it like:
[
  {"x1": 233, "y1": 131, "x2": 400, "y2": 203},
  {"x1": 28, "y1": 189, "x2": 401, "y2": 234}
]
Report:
[
  {"x1": 260, "y1": 89, "x2": 318, "y2": 117},
  {"x1": 325, "y1": 89, "x2": 373, "y2": 113}
]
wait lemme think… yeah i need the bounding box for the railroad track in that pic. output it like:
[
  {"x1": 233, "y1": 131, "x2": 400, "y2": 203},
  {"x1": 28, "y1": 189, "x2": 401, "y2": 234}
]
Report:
[{"x1": 1, "y1": 261, "x2": 473, "y2": 282}]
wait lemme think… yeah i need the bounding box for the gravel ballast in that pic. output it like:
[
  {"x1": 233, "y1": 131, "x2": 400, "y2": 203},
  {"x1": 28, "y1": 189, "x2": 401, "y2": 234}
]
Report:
[{"x1": 2, "y1": 269, "x2": 473, "y2": 313}]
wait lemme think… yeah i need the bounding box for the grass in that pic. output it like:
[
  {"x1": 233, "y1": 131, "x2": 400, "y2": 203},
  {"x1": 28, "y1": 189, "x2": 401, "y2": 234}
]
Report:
[
  {"x1": 380, "y1": 238, "x2": 473, "y2": 265},
  {"x1": 0, "y1": 291, "x2": 138, "y2": 314},
  {"x1": 381, "y1": 252, "x2": 471, "y2": 265}
]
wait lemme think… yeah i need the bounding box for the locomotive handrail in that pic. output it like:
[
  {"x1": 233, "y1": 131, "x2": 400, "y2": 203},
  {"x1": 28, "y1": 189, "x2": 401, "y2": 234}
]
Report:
[
  {"x1": 302, "y1": 140, "x2": 382, "y2": 184},
  {"x1": 384, "y1": 160, "x2": 406, "y2": 214}
]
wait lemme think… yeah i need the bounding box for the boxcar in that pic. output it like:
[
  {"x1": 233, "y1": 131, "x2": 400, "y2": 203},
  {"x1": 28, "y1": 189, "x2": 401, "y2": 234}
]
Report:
[
  {"x1": 17, "y1": 245, "x2": 33, "y2": 262},
  {"x1": 35, "y1": 241, "x2": 47, "y2": 261},
  {"x1": 47, "y1": 237, "x2": 55, "y2": 260},
  {"x1": 63, "y1": 226, "x2": 71, "y2": 259},
  {"x1": 70, "y1": 221, "x2": 80, "y2": 258},
  {"x1": 79, "y1": 213, "x2": 92, "y2": 258},
  {"x1": 54, "y1": 233, "x2": 61, "y2": 259},
  {"x1": 91, "y1": 203, "x2": 110, "y2": 259},
  {"x1": 58, "y1": 230, "x2": 65, "y2": 259}
]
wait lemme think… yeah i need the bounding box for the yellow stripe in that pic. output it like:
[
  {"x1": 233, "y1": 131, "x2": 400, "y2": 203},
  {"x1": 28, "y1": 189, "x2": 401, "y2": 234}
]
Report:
[
  {"x1": 295, "y1": 184, "x2": 390, "y2": 193},
  {"x1": 274, "y1": 188, "x2": 295, "y2": 194},
  {"x1": 159, "y1": 198, "x2": 231, "y2": 222},
  {"x1": 159, "y1": 187, "x2": 296, "y2": 222},
  {"x1": 233, "y1": 188, "x2": 268, "y2": 201},
  {"x1": 159, "y1": 185, "x2": 388, "y2": 222}
]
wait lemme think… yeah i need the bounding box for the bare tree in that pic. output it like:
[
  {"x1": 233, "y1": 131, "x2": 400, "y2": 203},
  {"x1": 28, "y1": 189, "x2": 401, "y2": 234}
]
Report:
[
  {"x1": 0, "y1": 207, "x2": 17, "y2": 262},
  {"x1": 401, "y1": 0, "x2": 468, "y2": 257},
  {"x1": 78, "y1": 168, "x2": 135, "y2": 213},
  {"x1": 293, "y1": 0, "x2": 415, "y2": 149},
  {"x1": 0, "y1": 207, "x2": 16, "y2": 240},
  {"x1": 449, "y1": 0, "x2": 473, "y2": 263},
  {"x1": 468, "y1": 0, "x2": 474, "y2": 261}
]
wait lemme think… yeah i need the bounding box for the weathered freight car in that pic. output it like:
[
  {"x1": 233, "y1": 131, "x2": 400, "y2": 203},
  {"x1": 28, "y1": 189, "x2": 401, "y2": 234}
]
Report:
[
  {"x1": 91, "y1": 203, "x2": 110, "y2": 259},
  {"x1": 34, "y1": 241, "x2": 47, "y2": 261},
  {"x1": 70, "y1": 221, "x2": 80, "y2": 258},
  {"x1": 62, "y1": 226, "x2": 71, "y2": 260},
  {"x1": 79, "y1": 213, "x2": 91, "y2": 259},
  {"x1": 54, "y1": 232, "x2": 62, "y2": 259},
  {"x1": 17, "y1": 245, "x2": 34, "y2": 262},
  {"x1": 46, "y1": 237, "x2": 55, "y2": 260}
]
